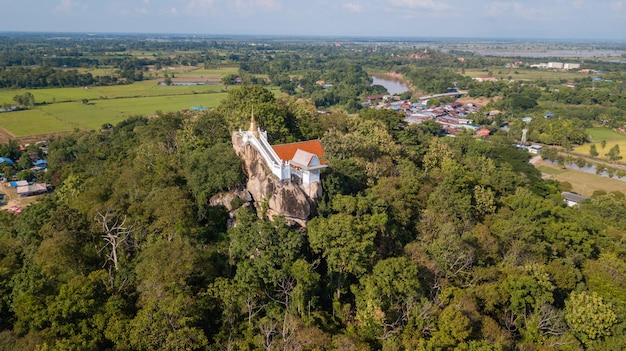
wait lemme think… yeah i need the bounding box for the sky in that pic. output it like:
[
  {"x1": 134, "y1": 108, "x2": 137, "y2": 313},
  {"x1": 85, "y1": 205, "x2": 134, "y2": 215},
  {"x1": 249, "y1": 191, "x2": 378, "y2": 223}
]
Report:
[{"x1": 0, "y1": 0, "x2": 624, "y2": 40}]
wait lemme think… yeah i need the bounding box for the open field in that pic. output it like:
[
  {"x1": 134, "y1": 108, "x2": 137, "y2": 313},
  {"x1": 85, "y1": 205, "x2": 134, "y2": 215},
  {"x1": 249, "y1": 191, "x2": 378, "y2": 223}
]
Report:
[
  {"x1": 0, "y1": 92, "x2": 227, "y2": 138},
  {"x1": 65, "y1": 67, "x2": 116, "y2": 77},
  {"x1": 0, "y1": 81, "x2": 225, "y2": 106},
  {"x1": 461, "y1": 67, "x2": 588, "y2": 81},
  {"x1": 573, "y1": 140, "x2": 626, "y2": 159},
  {"x1": 175, "y1": 67, "x2": 239, "y2": 79},
  {"x1": 585, "y1": 127, "x2": 626, "y2": 142},
  {"x1": 572, "y1": 127, "x2": 626, "y2": 158},
  {"x1": 0, "y1": 63, "x2": 269, "y2": 142},
  {"x1": 535, "y1": 159, "x2": 626, "y2": 196},
  {"x1": 0, "y1": 109, "x2": 73, "y2": 136}
]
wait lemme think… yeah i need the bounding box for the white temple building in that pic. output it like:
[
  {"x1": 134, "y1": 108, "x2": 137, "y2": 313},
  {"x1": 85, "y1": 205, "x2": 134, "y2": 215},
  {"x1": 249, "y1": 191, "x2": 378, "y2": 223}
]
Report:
[{"x1": 239, "y1": 113, "x2": 326, "y2": 187}]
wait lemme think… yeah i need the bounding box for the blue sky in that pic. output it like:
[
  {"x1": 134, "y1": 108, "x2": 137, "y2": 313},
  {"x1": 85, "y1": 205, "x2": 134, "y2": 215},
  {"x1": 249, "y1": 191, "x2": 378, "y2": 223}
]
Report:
[{"x1": 1, "y1": 0, "x2": 624, "y2": 40}]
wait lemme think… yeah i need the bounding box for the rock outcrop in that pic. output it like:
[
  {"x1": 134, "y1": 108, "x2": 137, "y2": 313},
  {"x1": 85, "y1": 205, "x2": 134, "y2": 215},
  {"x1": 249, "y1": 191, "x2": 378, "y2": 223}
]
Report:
[{"x1": 231, "y1": 131, "x2": 320, "y2": 227}]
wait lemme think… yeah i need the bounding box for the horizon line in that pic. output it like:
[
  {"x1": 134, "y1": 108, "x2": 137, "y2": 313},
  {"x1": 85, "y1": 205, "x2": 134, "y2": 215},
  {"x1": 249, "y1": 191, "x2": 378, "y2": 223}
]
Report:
[{"x1": 1, "y1": 31, "x2": 625, "y2": 44}]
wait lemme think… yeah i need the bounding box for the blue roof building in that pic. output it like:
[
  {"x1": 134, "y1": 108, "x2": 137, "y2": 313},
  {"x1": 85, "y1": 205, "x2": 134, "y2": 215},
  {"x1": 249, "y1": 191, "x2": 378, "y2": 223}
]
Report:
[
  {"x1": 0, "y1": 157, "x2": 14, "y2": 166},
  {"x1": 33, "y1": 159, "x2": 48, "y2": 169}
]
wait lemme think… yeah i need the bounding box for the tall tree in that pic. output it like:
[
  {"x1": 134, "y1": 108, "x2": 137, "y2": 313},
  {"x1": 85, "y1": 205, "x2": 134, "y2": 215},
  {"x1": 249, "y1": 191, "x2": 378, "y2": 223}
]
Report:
[{"x1": 308, "y1": 212, "x2": 380, "y2": 300}]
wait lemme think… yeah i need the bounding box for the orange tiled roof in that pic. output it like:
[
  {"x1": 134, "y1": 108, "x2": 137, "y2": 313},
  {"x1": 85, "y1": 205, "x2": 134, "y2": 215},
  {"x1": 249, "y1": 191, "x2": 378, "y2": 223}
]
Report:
[{"x1": 272, "y1": 140, "x2": 325, "y2": 163}]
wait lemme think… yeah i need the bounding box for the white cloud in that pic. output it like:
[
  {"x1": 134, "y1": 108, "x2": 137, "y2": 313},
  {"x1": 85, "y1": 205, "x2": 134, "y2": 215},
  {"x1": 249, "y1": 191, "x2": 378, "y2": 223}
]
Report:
[
  {"x1": 256, "y1": 0, "x2": 281, "y2": 10},
  {"x1": 232, "y1": 0, "x2": 282, "y2": 16},
  {"x1": 386, "y1": 0, "x2": 450, "y2": 11},
  {"x1": 53, "y1": 0, "x2": 86, "y2": 14},
  {"x1": 610, "y1": 0, "x2": 624, "y2": 10},
  {"x1": 234, "y1": 0, "x2": 281, "y2": 11},
  {"x1": 343, "y1": 2, "x2": 364, "y2": 13},
  {"x1": 181, "y1": 0, "x2": 215, "y2": 15},
  {"x1": 571, "y1": 0, "x2": 584, "y2": 7},
  {"x1": 185, "y1": 0, "x2": 215, "y2": 10},
  {"x1": 485, "y1": 2, "x2": 544, "y2": 20}
]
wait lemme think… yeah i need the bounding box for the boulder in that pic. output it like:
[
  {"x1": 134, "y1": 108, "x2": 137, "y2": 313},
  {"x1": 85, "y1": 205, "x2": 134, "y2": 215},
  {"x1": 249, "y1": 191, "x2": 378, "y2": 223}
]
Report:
[{"x1": 231, "y1": 131, "x2": 321, "y2": 227}]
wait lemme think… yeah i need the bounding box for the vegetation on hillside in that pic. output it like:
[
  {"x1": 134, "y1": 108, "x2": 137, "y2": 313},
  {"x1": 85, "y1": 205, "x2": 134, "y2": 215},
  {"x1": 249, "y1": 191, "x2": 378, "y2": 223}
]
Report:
[
  {"x1": 1, "y1": 34, "x2": 626, "y2": 350},
  {"x1": 1, "y1": 85, "x2": 626, "y2": 350}
]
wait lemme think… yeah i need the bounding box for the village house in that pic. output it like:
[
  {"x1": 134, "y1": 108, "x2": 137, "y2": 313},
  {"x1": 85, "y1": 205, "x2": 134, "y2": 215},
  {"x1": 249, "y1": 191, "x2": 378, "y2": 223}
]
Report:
[
  {"x1": 364, "y1": 93, "x2": 481, "y2": 137},
  {"x1": 561, "y1": 192, "x2": 588, "y2": 207}
]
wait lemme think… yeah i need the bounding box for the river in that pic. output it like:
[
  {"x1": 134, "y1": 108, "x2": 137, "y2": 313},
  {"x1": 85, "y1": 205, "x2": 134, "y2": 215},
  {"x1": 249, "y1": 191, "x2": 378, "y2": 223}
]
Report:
[{"x1": 371, "y1": 76, "x2": 410, "y2": 95}]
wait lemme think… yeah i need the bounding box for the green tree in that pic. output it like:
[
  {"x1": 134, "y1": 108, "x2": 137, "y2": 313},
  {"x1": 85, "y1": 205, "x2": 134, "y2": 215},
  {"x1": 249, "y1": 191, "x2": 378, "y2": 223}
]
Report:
[
  {"x1": 163, "y1": 72, "x2": 172, "y2": 86},
  {"x1": 430, "y1": 303, "x2": 473, "y2": 348},
  {"x1": 221, "y1": 73, "x2": 238, "y2": 88},
  {"x1": 606, "y1": 144, "x2": 621, "y2": 161},
  {"x1": 308, "y1": 212, "x2": 379, "y2": 300},
  {"x1": 217, "y1": 84, "x2": 277, "y2": 132},
  {"x1": 353, "y1": 257, "x2": 422, "y2": 340},
  {"x1": 508, "y1": 93, "x2": 538, "y2": 111},
  {"x1": 505, "y1": 264, "x2": 555, "y2": 318},
  {"x1": 13, "y1": 92, "x2": 35, "y2": 107},
  {"x1": 565, "y1": 291, "x2": 617, "y2": 345},
  {"x1": 129, "y1": 238, "x2": 209, "y2": 350},
  {"x1": 184, "y1": 142, "x2": 244, "y2": 220},
  {"x1": 44, "y1": 270, "x2": 111, "y2": 350},
  {"x1": 589, "y1": 143, "x2": 599, "y2": 157}
]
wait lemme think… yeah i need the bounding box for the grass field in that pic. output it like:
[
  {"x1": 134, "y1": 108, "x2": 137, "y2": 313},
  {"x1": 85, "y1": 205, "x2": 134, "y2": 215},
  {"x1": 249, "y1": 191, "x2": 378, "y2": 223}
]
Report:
[
  {"x1": 585, "y1": 127, "x2": 626, "y2": 142},
  {"x1": 66, "y1": 67, "x2": 116, "y2": 77},
  {"x1": 537, "y1": 166, "x2": 566, "y2": 175},
  {"x1": 0, "y1": 92, "x2": 228, "y2": 136},
  {"x1": 0, "y1": 109, "x2": 73, "y2": 136},
  {"x1": 176, "y1": 67, "x2": 239, "y2": 79},
  {"x1": 461, "y1": 67, "x2": 588, "y2": 81},
  {"x1": 573, "y1": 127, "x2": 626, "y2": 158},
  {"x1": 536, "y1": 160, "x2": 626, "y2": 196},
  {"x1": 0, "y1": 64, "x2": 273, "y2": 140},
  {"x1": 0, "y1": 81, "x2": 226, "y2": 106}
]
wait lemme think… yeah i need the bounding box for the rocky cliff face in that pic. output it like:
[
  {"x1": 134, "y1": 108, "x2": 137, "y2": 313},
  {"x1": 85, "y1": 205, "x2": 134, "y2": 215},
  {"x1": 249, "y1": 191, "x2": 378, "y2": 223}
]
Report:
[{"x1": 229, "y1": 132, "x2": 321, "y2": 227}]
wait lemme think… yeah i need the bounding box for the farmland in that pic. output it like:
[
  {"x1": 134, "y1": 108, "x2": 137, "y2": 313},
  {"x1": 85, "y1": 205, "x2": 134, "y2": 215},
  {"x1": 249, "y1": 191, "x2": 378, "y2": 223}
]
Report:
[
  {"x1": 0, "y1": 92, "x2": 227, "y2": 137},
  {"x1": 573, "y1": 127, "x2": 626, "y2": 158},
  {"x1": 460, "y1": 67, "x2": 589, "y2": 81},
  {"x1": 0, "y1": 79, "x2": 226, "y2": 105},
  {"x1": 0, "y1": 66, "x2": 242, "y2": 141},
  {"x1": 536, "y1": 159, "x2": 626, "y2": 196}
]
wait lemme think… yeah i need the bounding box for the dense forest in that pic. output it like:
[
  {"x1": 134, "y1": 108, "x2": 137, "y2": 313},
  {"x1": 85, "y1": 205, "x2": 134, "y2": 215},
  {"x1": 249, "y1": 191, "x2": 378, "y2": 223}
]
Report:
[
  {"x1": 1, "y1": 33, "x2": 626, "y2": 350},
  {"x1": 1, "y1": 84, "x2": 626, "y2": 350}
]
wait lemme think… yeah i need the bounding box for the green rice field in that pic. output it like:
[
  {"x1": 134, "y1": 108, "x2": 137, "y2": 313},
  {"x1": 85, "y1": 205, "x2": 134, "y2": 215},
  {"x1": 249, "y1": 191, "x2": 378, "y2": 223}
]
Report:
[
  {"x1": 0, "y1": 81, "x2": 225, "y2": 106},
  {"x1": 585, "y1": 127, "x2": 626, "y2": 142},
  {"x1": 0, "y1": 65, "x2": 272, "y2": 139},
  {"x1": 573, "y1": 127, "x2": 626, "y2": 158},
  {"x1": 0, "y1": 92, "x2": 227, "y2": 136}
]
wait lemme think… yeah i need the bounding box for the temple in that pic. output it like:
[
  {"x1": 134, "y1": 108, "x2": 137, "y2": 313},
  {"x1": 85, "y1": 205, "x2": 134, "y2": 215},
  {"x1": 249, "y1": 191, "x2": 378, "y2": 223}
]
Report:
[{"x1": 238, "y1": 112, "x2": 326, "y2": 187}]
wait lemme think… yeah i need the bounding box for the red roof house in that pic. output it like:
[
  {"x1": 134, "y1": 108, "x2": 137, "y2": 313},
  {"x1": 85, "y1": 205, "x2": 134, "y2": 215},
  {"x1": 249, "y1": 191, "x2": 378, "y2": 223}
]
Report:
[{"x1": 476, "y1": 129, "x2": 491, "y2": 137}]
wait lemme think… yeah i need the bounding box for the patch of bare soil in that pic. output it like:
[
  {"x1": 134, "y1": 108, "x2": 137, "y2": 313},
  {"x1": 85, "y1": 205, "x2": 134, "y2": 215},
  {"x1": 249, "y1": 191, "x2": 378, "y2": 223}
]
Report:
[
  {"x1": 0, "y1": 127, "x2": 15, "y2": 144},
  {"x1": 0, "y1": 130, "x2": 70, "y2": 145},
  {"x1": 146, "y1": 77, "x2": 222, "y2": 84},
  {"x1": 0, "y1": 184, "x2": 46, "y2": 213},
  {"x1": 456, "y1": 96, "x2": 493, "y2": 108}
]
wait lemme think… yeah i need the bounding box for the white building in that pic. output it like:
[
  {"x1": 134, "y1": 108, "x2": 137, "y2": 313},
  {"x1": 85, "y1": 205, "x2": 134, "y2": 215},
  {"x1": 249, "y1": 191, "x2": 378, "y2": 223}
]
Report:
[
  {"x1": 239, "y1": 114, "x2": 326, "y2": 187},
  {"x1": 564, "y1": 63, "x2": 581, "y2": 70},
  {"x1": 548, "y1": 62, "x2": 565, "y2": 69}
]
